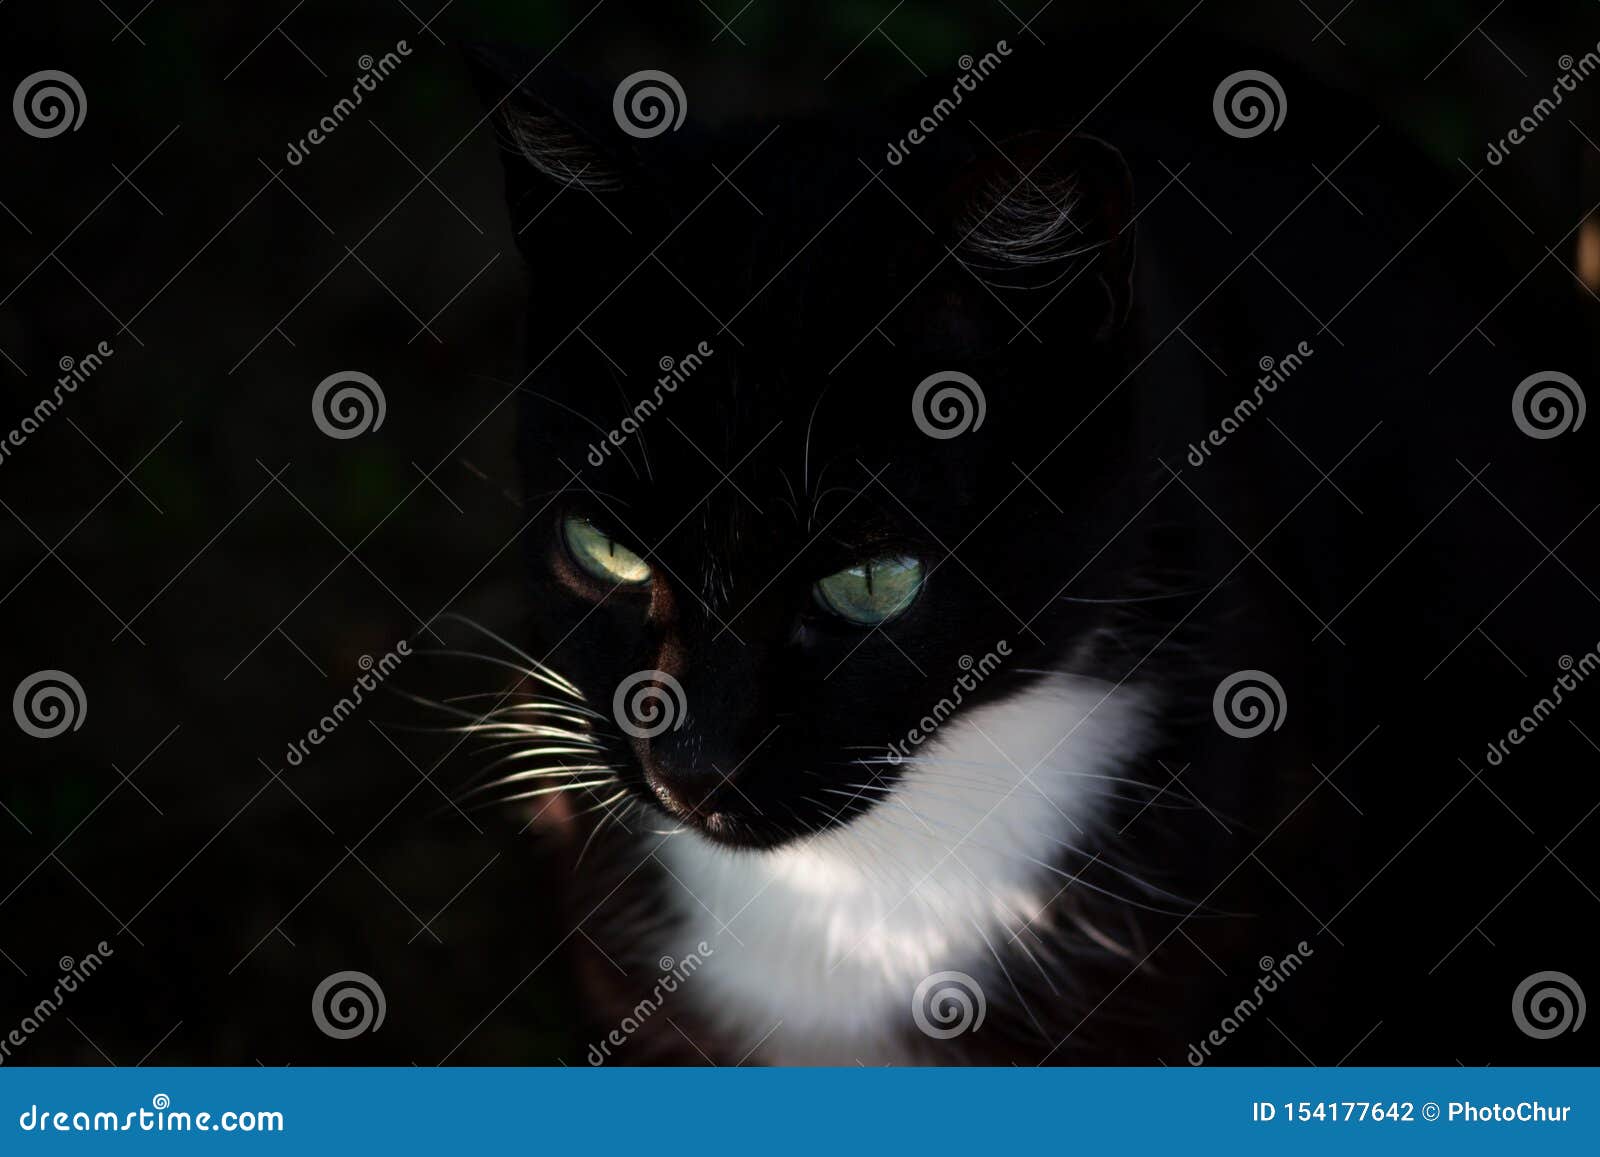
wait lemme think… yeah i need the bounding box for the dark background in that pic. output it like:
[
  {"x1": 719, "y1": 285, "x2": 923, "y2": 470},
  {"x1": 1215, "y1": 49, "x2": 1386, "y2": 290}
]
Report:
[{"x1": 0, "y1": 0, "x2": 1596, "y2": 1065}]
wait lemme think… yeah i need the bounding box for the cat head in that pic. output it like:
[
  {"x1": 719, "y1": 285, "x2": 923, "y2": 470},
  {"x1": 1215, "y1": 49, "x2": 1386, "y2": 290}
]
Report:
[{"x1": 468, "y1": 46, "x2": 1148, "y2": 849}]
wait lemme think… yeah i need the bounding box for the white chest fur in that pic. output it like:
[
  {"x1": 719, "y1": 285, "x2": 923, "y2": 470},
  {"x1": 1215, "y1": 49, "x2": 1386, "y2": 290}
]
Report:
[{"x1": 654, "y1": 674, "x2": 1154, "y2": 1063}]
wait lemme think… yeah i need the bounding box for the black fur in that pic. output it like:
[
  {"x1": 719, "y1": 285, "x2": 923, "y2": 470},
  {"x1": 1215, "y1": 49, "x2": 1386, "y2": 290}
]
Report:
[{"x1": 465, "y1": 40, "x2": 1597, "y2": 1064}]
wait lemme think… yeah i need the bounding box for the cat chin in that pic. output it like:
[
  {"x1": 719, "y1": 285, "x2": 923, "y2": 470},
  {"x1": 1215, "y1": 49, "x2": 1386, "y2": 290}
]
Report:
[
  {"x1": 671, "y1": 810, "x2": 786, "y2": 851},
  {"x1": 642, "y1": 801, "x2": 848, "y2": 852},
  {"x1": 650, "y1": 672, "x2": 1158, "y2": 1059},
  {"x1": 631, "y1": 767, "x2": 880, "y2": 852}
]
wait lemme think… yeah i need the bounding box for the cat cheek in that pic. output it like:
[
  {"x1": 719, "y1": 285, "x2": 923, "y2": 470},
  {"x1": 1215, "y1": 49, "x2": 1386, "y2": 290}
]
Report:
[{"x1": 549, "y1": 547, "x2": 605, "y2": 600}]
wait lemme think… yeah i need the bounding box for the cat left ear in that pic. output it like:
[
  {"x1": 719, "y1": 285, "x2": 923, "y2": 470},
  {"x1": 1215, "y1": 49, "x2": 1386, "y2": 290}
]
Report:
[
  {"x1": 464, "y1": 45, "x2": 648, "y2": 243},
  {"x1": 943, "y1": 132, "x2": 1136, "y2": 338}
]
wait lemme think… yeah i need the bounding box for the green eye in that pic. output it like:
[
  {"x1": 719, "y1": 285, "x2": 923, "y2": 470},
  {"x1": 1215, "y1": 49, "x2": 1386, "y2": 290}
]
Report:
[
  {"x1": 813, "y1": 556, "x2": 924, "y2": 626},
  {"x1": 562, "y1": 515, "x2": 651, "y2": 586}
]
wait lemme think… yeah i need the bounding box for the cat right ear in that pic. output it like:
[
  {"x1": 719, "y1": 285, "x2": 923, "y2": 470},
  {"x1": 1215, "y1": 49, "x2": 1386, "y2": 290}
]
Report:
[
  {"x1": 937, "y1": 131, "x2": 1137, "y2": 341},
  {"x1": 464, "y1": 45, "x2": 652, "y2": 266}
]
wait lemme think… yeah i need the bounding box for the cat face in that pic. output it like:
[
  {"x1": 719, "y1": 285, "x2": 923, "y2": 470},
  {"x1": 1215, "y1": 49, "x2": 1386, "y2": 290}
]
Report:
[{"x1": 472, "y1": 48, "x2": 1146, "y2": 849}]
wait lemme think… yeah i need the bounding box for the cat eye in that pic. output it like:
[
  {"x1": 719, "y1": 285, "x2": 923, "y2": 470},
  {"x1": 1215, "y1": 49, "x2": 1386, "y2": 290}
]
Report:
[
  {"x1": 562, "y1": 515, "x2": 652, "y2": 586},
  {"x1": 813, "y1": 556, "x2": 924, "y2": 626}
]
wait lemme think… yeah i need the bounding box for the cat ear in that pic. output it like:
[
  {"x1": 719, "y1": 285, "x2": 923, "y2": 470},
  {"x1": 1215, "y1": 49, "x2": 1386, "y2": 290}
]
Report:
[
  {"x1": 464, "y1": 44, "x2": 648, "y2": 247},
  {"x1": 466, "y1": 45, "x2": 676, "y2": 334},
  {"x1": 942, "y1": 132, "x2": 1136, "y2": 338}
]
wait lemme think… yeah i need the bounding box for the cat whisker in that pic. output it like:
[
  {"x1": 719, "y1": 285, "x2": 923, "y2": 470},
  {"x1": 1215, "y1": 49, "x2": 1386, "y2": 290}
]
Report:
[
  {"x1": 836, "y1": 775, "x2": 1187, "y2": 814},
  {"x1": 602, "y1": 364, "x2": 655, "y2": 483},
  {"x1": 396, "y1": 686, "x2": 597, "y2": 732},
  {"x1": 840, "y1": 758, "x2": 1176, "y2": 799},
  {"x1": 1052, "y1": 591, "x2": 1202, "y2": 605},
  {"x1": 468, "y1": 778, "x2": 620, "y2": 809},
  {"x1": 462, "y1": 736, "x2": 605, "y2": 759},
  {"x1": 432, "y1": 615, "x2": 590, "y2": 700},
  {"x1": 460, "y1": 761, "x2": 619, "y2": 797},
  {"x1": 821, "y1": 792, "x2": 1200, "y2": 917},
  {"x1": 511, "y1": 384, "x2": 642, "y2": 481},
  {"x1": 459, "y1": 738, "x2": 606, "y2": 764},
  {"x1": 817, "y1": 773, "x2": 1217, "y2": 913},
  {"x1": 414, "y1": 648, "x2": 591, "y2": 706},
  {"x1": 573, "y1": 790, "x2": 636, "y2": 869},
  {"x1": 499, "y1": 779, "x2": 620, "y2": 802},
  {"x1": 434, "y1": 690, "x2": 602, "y2": 716}
]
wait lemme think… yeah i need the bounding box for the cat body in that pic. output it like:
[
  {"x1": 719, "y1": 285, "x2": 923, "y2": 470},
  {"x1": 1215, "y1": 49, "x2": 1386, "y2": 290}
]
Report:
[{"x1": 464, "y1": 39, "x2": 1594, "y2": 1064}]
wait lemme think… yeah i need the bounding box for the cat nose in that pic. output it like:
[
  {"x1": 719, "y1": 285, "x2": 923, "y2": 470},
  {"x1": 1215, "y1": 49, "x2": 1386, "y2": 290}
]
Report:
[
  {"x1": 625, "y1": 639, "x2": 770, "y2": 814},
  {"x1": 636, "y1": 727, "x2": 741, "y2": 815}
]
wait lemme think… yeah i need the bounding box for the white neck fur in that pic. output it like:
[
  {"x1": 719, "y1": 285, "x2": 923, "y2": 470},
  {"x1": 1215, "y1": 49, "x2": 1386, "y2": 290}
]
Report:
[{"x1": 654, "y1": 673, "x2": 1154, "y2": 1063}]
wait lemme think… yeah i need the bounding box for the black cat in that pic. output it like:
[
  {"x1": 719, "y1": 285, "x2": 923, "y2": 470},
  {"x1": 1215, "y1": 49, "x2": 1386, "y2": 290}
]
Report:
[{"x1": 459, "y1": 39, "x2": 1596, "y2": 1065}]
